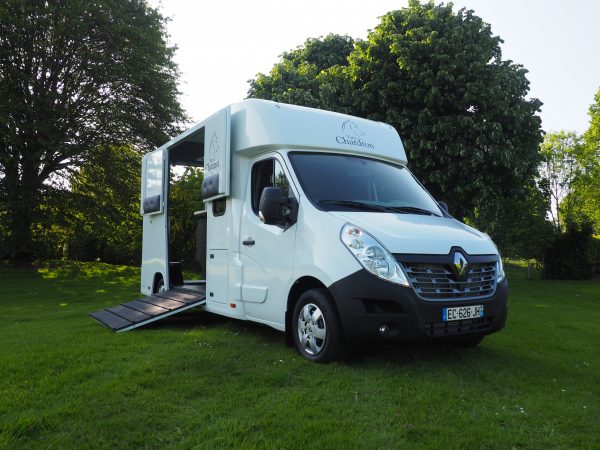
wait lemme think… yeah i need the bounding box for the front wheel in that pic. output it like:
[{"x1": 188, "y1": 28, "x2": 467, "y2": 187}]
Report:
[{"x1": 292, "y1": 288, "x2": 346, "y2": 363}]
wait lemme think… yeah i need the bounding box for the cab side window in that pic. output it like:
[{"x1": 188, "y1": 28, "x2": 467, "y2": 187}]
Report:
[
  {"x1": 273, "y1": 160, "x2": 290, "y2": 197},
  {"x1": 251, "y1": 158, "x2": 293, "y2": 215}
]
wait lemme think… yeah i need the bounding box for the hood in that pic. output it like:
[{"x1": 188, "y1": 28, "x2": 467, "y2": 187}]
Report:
[{"x1": 329, "y1": 211, "x2": 497, "y2": 255}]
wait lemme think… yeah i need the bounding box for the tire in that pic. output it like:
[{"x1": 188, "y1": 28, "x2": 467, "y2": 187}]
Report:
[
  {"x1": 154, "y1": 275, "x2": 166, "y2": 294},
  {"x1": 452, "y1": 335, "x2": 484, "y2": 348},
  {"x1": 292, "y1": 288, "x2": 346, "y2": 363}
]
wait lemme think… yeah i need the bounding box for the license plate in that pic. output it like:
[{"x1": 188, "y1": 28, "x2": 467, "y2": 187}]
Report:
[{"x1": 443, "y1": 305, "x2": 484, "y2": 321}]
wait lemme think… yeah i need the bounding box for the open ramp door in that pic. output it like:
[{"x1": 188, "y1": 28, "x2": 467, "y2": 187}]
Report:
[{"x1": 89, "y1": 286, "x2": 206, "y2": 332}]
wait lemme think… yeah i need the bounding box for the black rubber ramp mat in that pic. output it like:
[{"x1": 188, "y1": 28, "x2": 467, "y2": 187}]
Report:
[{"x1": 89, "y1": 287, "x2": 206, "y2": 332}]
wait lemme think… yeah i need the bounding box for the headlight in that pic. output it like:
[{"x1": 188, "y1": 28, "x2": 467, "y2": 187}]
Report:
[
  {"x1": 497, "y1": 256, "x2": 505, "y2": 283},
  {"x1": 485, "y1": 234, "x2": 505, "y2": 283},
  {"x1": 340, "y1": 224, "x2": 409, "y2": 287}
]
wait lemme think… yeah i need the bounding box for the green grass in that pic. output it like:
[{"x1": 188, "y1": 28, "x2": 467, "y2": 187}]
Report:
[{"x1": 0, "y1": 261, "x2": 598, "y2": 449}]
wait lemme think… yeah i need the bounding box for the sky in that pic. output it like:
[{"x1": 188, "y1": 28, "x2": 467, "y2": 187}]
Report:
[{"x1": 149, "y1": 0, "x2": 600, "y2": 134}]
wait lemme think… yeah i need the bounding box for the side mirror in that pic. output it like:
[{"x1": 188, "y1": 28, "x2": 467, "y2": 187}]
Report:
[
  {"x1": 438, "y1": 201, "x2": 449, "y2": 214},
  {"x1": 259, "y1": 187, "x2": 284, "y2": 224}
]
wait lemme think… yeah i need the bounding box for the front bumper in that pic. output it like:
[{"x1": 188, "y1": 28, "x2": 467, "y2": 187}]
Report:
[{"x1": 328, "y1": 269, "x2": 508, "y2": 343}]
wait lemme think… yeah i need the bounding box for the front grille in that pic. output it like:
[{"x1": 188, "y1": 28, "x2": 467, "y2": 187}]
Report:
[
  {"x1": 403, "y1": 262, "x2": 497, "y2": 301},
  {"x1": 426, "y1": 317, "x2": 493, "y2": 337}
]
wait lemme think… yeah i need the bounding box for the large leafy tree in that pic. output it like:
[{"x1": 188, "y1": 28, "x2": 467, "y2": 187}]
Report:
[
  {"x1": 248, "y1": 1, "x2": 543, "y2": 223},
  {"x1": 66, "y1": 146, "x2": 142, "y2": 264},
  {"x1": 573, "y1": 87, "x2": 600, "y2": 230},
  {"x1": 348, "y1": 1, "x2": 543, "y2": 221},
  {"x1": 544, "y1": 89, "x2": 600, "y2": 233},
  {"x1": 248, "y1": 34, "x2": 356, "y2": 111},
  {"x1": 539, "y1": 131, "x2": 585, "y2": 229},
  {"x1": 0, "y1": 0, "x2": 186, "y2": 260}
]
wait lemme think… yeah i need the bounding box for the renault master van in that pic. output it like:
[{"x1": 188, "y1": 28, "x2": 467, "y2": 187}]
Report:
[{"x1": 90, "y1": 99, "x2": 508, "y2": 362}]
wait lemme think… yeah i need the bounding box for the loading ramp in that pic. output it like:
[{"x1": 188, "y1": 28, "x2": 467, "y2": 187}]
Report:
[{"x1": 90, "y1": 285, "x2": 206, "y2": 332}]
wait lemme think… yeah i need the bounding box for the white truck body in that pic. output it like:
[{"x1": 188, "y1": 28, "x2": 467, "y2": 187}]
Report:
[{"x1": 138, "y1": 99, "x2": 508, "y2": 361}]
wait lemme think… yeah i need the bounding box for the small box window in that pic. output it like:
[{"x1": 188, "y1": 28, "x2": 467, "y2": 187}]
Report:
[{"x1": 212, "y1": 198, "x2": 226, "y2": 217}]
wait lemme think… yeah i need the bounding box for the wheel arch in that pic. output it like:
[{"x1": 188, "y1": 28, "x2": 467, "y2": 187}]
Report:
[
  {"x1": 152, "y1": 272, "x2": 165, "y2": 294},
  {"x1": 285, "y1": 276, "x2": 338, "y2": 346}
]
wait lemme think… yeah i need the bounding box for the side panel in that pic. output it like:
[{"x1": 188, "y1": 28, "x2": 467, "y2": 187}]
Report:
[
  {"x1": 206, "y1": 249, "x2": 228, "y2": 303},
  {"x1": 140, "y1": 149, "x2": 169, "y2": 295}
]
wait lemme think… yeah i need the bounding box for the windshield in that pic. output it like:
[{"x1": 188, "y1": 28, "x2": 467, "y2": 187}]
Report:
[{"x1": 288, "y1": 153, "x2": 443, "y2": 216}]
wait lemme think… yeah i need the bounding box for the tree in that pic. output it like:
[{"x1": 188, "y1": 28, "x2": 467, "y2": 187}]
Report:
[
  {"x1": 539, "y1": 131, "x2": 585, "y2": 229},
  {"x1": 470, "y1": 178, "x2": 554, "y2": 262},
  {"x1": 542, "y1": 86, "x2": 600, "y2": 234},
  {"x1": 0, "y1": 0, "x2": 186, "y2": 260},
  {"x1": 349, "y1": 1, "x2": 543, "y2": 221},
  {"x1": 248, "y1": 1, "x2": 543, "y2": 225},
  {"x1": 572, "y1": 87, "x2": 600, "y2": 231},
  {"x1": 65, "y1": 145, "x2": 142, "y2": 264},
  {"x1": 584, "y1": 88, "x2": 600, "y2": 146},
  {"x1": 168, "y1": 167, "x2": 204, "y2": 272},
  {"x1": 248, "y1": 34, "x2": 356, "y2": 112}
]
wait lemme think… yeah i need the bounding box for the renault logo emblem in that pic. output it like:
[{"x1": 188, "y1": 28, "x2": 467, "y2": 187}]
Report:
[{"x1": 453, "y1": 252, "x2": 468, "y2": 279}]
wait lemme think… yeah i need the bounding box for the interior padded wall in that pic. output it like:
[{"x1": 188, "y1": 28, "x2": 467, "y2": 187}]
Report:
[{"x1": 169, "y1": 262, "x2": 184, "y2": 286}]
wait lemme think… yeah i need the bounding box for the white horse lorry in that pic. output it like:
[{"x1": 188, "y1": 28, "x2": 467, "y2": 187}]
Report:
[{"x1": 90, "y1": 99, "x2": 508, "y2": 362}]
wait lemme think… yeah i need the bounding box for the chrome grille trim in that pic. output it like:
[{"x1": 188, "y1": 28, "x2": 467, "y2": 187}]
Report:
[{"x1": 402, "y1": 262, "x2": 497, "y2": 301}]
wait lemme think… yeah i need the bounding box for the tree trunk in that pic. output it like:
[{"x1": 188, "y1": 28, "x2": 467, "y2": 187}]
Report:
[{"x1": 5, "y1": 174, "x2": 39, "y2": 262}]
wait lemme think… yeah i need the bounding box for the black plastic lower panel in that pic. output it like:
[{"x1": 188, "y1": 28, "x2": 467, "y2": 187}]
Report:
[{"x1": 328, "y1": 269, "x2": 508, "y2": 343}]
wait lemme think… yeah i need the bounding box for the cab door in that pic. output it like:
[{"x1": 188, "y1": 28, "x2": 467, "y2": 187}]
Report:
[
  {"x1": 239, "y1": 154, "x2": 298, "y2": 325},
  {"x1": 140, "y1": 148, "x2": 169, "y2": 295}
]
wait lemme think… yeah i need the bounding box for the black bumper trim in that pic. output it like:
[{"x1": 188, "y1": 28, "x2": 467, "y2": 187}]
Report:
[{"x1": 328, "y1": 269, "x2": 508, "y2": 343}]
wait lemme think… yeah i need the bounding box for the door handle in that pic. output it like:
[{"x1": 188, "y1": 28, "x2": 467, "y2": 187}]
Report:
[{"x1": 242, "y1": 238, "x2": 255, "y2": 246}]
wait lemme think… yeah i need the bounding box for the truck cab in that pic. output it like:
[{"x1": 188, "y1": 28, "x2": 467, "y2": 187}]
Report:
[{"x1": 139, "y1": 99, "x2": 508, "y2": 362}]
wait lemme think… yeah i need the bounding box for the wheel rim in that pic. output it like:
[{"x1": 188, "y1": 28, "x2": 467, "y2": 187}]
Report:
[
  {"x1": 297, "y1": 303, "x2": 327, "y2": 355},
  {"x1": 157, "y1": 279, "x2": 166, "y2": 293}
]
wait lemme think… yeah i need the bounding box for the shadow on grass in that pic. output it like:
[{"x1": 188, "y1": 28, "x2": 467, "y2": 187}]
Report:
[
  {"x1": 140, "y1": 309, "x2": 285, "y2": 340},
  {"x1": 137, "y1": 309, "x2": 540, "y2": 373},
  {"x1": 345, "y1": 340, "x2": 490, "y2": 364},
  {"x1": 339, "y1": 338, "x2": 564, "y2": 384}
]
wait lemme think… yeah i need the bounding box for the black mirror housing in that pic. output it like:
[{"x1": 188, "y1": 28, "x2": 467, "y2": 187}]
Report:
[
  {"x1": 438, "y1": 201, "x2": 449, "y2": 214},
  {"x1": 259, "y1": 187, "x2": 284, "y2": 224}
]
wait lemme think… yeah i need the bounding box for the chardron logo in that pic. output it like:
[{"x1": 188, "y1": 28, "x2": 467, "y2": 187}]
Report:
[
  {"x1": 205, "y1": 130, "x2": 220, "y2": 172},
  {"x1": 336, "y1": 120, "x2": 374, "y2": 149}
]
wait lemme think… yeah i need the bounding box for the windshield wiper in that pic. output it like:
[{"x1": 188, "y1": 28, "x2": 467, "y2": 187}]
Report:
[
  {"x1": 318, "y1": 200, "x2": 440, "y2": 216},
  {"x1": 386, "y1": 206, "x2": 441, "y2": 216},
  {"x1": 318, "y1": 200, "x2": 387, "y2": 212}
]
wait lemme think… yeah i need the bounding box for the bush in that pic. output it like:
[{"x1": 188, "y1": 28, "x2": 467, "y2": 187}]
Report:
[
  {"x1": 590, "y1": 235, "x2": 600, "y2": 262},
  {"x1": 543, "y1": 219, "x2": 593, "y2": 279}
]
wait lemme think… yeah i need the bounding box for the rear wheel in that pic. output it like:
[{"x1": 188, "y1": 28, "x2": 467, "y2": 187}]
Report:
[
  {"x1": 154, "y1": 275, "x2": 166, "y2": 294},
  {"x1": 292, "y1": 288, "x2": 346, "y2": 363}
]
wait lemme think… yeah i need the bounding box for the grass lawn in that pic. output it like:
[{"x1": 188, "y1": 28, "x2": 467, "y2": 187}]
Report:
[{"x1": 0, "y1": 261, "x2": 598, "y2": 449}]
